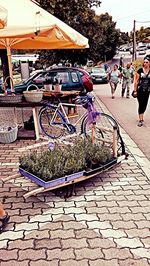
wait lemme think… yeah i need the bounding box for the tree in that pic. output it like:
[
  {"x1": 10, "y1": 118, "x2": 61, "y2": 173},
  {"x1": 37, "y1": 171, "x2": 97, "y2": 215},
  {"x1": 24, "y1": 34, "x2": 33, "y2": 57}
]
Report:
[
  {"x1": 37, "y1": 0, "x2": 120, "y2": 66},
  {"x1": 136, "y1": 26, "x2": 150, "y2": 43}
]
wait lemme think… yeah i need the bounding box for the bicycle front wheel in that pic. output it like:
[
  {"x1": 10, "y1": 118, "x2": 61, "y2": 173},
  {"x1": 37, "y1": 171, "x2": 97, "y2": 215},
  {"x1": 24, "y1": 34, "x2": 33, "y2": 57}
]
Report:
[
  {"x1": 82, "y1": 112, "x2": 125, "y2": 156},
  {"x1": 39, "y1": 107, "x2": 65, "y2": 139}
]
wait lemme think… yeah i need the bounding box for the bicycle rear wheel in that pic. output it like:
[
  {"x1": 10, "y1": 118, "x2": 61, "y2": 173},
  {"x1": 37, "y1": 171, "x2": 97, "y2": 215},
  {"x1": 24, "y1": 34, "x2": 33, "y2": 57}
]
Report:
[
  {"x1": 81, "y1": 112, "x2": 125, "y2": 156},
  {"x1": 39, "y1": 106, "x2": 65, "y2": 139}
]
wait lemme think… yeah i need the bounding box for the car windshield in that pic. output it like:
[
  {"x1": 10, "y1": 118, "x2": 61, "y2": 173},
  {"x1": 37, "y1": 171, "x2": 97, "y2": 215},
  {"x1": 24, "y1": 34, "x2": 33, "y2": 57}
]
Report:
[
  {"x1": 23, "y1": 72, "x2": 43, "y2": 84},
  {"x1": 91, "y1": 68, "x2": 106, "y2": 74}
]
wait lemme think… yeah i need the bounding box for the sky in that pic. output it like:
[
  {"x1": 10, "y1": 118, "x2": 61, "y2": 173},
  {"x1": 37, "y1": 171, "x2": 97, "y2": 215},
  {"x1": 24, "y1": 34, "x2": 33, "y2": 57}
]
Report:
[{"x1": 95, "y1": 0, "x2": 150, "y2": 32}]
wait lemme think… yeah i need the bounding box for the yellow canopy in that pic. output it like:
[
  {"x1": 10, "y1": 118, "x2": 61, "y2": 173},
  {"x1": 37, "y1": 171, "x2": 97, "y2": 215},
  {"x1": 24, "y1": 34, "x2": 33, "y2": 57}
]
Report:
[
  {"x1": 0, "y1": 0, "x2": 89, "y2": 91},
  {"x1": 0, "y1": 0, "x2": 88, "y2": 49}
]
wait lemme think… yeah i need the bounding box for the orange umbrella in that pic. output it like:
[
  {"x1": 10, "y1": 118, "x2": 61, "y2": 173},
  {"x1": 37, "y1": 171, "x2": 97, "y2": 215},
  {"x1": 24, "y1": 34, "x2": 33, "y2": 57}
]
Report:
[{"x1": 0, "y1": 0, "x2": 89, "y2": 91}]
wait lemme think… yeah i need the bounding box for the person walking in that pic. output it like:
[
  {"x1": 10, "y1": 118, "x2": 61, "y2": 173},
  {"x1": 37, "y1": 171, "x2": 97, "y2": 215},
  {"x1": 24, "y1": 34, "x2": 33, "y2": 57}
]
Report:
[
  {"x1": 0, "y1": 202, "x2": 10, "y2": 233},
  {"x1": 108, "y1": 64, "x2": 120, "y2": 99},
  {"x1": 133, "y1": 57, "x2": 150, "y2": 127},
  {"x1": 121, "y1": 63, "x2": 134, "y2": 98}
]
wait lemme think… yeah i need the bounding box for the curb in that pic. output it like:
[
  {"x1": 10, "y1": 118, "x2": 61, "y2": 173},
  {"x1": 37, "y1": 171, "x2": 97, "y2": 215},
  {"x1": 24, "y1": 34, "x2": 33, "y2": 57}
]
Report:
[{"x1": 94, "y1": 92, "x2": 150, "y2": 180}]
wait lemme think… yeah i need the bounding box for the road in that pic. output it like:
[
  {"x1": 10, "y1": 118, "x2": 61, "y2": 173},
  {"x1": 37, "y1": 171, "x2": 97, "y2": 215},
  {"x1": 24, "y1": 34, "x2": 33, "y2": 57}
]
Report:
[
  {"x1": 111, "y1": 49, "x2": 150, "y2": 67},
  {"x1": 94, "y1": 82, "x2": 150, "y2": 160}
]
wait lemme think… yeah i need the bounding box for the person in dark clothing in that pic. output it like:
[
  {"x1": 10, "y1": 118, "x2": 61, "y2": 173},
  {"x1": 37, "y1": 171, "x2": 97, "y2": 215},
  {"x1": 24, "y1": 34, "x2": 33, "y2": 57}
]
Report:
[{"x1": 133, "y1": 57, "x2": 150, "y2": 127}]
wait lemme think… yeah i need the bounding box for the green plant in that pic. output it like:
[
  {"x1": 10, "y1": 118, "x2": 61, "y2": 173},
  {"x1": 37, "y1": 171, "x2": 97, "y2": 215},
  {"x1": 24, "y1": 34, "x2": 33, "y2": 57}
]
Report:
[
  {"x1": 133, "y1": 59, "x2": 143, "y2": 71},
  {"x1": 19, "y1": 137, "x2": 113, "y2": 181}
]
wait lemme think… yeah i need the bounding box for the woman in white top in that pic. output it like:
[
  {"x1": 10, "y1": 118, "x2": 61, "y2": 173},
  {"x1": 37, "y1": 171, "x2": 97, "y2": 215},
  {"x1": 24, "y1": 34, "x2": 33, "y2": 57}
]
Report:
[{"x1": 108, "y1": 64, "x2": 120, "y2": 99}]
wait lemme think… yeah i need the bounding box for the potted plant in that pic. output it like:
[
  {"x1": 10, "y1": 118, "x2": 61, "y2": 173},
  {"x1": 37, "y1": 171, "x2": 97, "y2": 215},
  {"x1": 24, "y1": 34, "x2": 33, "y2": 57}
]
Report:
[{"x1": 19, "y1": 137, "x2": 114, "y2": 188}]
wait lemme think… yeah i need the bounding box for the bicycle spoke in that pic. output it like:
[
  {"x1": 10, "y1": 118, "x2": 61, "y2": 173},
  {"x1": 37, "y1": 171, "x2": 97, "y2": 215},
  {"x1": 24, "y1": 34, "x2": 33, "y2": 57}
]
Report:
[
  {"x1": 39, "y1": 107, "x2": 65, "y2": 139},
  {"x1": 82, "y1": 113, "x2": 125, "y2": 156}
]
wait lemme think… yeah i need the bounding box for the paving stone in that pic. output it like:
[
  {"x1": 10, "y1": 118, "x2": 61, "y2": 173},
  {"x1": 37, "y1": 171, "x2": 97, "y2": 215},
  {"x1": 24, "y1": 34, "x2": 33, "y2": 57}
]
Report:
[
  {"x1": 0, "y1": 249, "x2": 18, "y2": 260},
  {"x1": 100, "y1": 229, "x2": 127, "y2": 238},
  {"x1": 118, "y1": 259, "x2": 150, "y2": 266},
  {"x1": 34, "y1": 238, "x2": 61, "y2": 249},
  {"x1": 39, "y1": 221, "x2": 63, "y2": 230},
  {"x1": 30, "y1": 260, "x2": 59, "y2": 266},
  {"x1": 88, "y1": 237, "x2": 116, "y2": 248},
  {"x1": 120, "y1": 213, "x2": 145, "y2": 221},
  {"x1": 108, "y1": 206, "x2": 131, "y2": 214},
  {"x1": 0, "y1": 230, "x2": 24, "y2": 240},
  {"x1": 75, "y1": 214, "x2": 99, "y2": 222},
  {"x1": 0, "y1": 240, "x2": 8, "y2": 249},
  {"x1": 125, "y1": 228, "x2": 150, "y2": 238},
  {"x1": 138, "y1": 200, "x2": 150, "y2": 207},
  {"x1": 16, "y1": 222, "x2": 38, "y2": 231},
  {"x1": 103, "y1": 247, "x2": 133, "y2": 260},
  {"x1": 130, "y1": 248, "x2": 150, "y2": 259},
  {"x1": 117, "y1": 201, "x2": 140, "y2": 207},
  {"x1": 50, "y1": 229, "x2": 75, "y2": 239},
  {"x1": 47, "y1": 248, "x2": 75, "y2": 260},
  {"x1": 75, "y1": 247, "x2": 104, "y2": 260},
  {"x1": 61, "y1": 238, "x2": 88, "y2": 249},
  {"x1": 87, "y1": 220, "x2": 112, "y2": 230},
  {"x1": 105, "y1": 195, "x2": 126, "y2": 201},
  {"x1": 129, "y1": 206, "x2": 150, "y2": 214},
  {"x1": 115, "y1": 237, "x2": 144, "y2": 248},
  {"x1": 75, "y1": 201, "x2": 97, "y2": 208},
  {"x1": 8, "y1": 239, "x2": 34, "y2": 250},
  {"x1": 96, "y1": 201, "x2": 118, "y2": 207},
  {"x1": 24, "y1": 230, "x2": 49, "y2": 240},
  {"x1": 97, "y1": 213, "x2": 123, "y2": 221},
  {"x1": 29, "y1": 214, "x2": 52, "y2": 223},
  {"x1": 62, "y1": 221, "x2": 87, "y2": 230},
  {"x1": 141, "y1": 237, "x2": 150, "y2": 248},
  {"x1": 134, "y1": 221, "x2": 150, "y2": 229},
  {"x1": 111, "y1": 220, "x2": 136, "y2": 229},
  {"x1": 64, "y1": 207, "x2": 86, "y2": 214},
  {"x1": 60, "y1": 260, "x2": 89, "y2": 266},
  {"x1": 89, "y1": 259, "x2": 119, "y2": 266},
  {"x1": 18, "y1": 249, "x2": 46, "y2": 260},
  {"x1": 0, "y1": 261, "x2": 29, "y2": 266}
]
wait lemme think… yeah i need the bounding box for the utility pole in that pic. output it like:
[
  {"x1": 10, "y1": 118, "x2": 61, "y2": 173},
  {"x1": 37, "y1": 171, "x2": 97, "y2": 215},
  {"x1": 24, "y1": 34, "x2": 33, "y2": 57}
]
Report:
[{"x1": 132, "y1": 20, "x2": 136, "y2": 61}]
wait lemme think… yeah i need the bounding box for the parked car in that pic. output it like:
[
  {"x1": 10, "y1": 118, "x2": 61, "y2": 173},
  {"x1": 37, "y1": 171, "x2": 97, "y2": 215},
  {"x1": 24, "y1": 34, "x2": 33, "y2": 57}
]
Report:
[
  {"x1": 89, "y1": 67, "x2": 108, "y2": 84},
  {"x1": 0, "y1": 67, "x2": 93, "y2": 94},
  {"x1": 138, "y1": 50, "x2": 146, "y2": 55}
]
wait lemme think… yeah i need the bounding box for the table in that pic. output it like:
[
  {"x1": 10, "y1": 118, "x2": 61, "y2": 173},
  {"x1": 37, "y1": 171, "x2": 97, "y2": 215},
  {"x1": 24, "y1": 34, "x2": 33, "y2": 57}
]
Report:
[{"x1": 0, "y1": 91, "x2": 81, "y2": 141}]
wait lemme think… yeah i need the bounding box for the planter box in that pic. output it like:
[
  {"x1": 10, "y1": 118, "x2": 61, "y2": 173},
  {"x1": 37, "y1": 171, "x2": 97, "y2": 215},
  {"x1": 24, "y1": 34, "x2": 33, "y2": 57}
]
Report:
[
  {"x1": 19, "y1": 168, "x2": 84, "y2": 188},
  {"x1": 84, "y1": 158, "x2": 117, "y2": 176},
  {"x1": 19, "y1": 158, "x2": 117, "y2": 189}
]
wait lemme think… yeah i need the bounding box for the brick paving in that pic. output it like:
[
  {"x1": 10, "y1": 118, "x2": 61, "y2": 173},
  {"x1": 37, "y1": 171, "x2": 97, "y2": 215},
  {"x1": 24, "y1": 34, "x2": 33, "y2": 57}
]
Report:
[{"x1": 0, "y1": 96, "x2": 150, "y2": 265}]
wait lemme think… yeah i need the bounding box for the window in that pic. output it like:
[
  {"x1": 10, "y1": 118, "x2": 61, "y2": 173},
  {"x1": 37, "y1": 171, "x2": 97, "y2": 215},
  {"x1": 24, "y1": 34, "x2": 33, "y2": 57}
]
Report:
[
  {"x1": 57, "y1": 72, "x2": 69, "y2": 83},
  {"x1": 71, "y1": 72, "x2": 79, "y2": 83}
]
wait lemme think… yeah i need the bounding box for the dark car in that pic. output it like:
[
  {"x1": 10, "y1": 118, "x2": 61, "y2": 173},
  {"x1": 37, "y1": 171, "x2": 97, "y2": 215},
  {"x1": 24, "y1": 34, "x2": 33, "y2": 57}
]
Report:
[
  {"x1": 90, "y1": 67, "x2": 108, "y2": 84},
  {"x1": 0, "y1": 67, "x2": 93, "y2": 94}
]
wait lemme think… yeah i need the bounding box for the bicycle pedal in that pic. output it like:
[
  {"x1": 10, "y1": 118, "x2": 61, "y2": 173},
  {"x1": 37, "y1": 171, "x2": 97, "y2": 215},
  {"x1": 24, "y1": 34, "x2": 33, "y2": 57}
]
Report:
[{"x1": 67, "y1": 124, "x2": 76, "y2": 134}]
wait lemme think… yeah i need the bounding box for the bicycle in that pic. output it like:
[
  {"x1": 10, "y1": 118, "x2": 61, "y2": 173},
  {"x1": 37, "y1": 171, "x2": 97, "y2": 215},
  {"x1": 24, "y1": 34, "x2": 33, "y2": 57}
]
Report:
[{"x1": 39, "y1": 93, "x2": 125, "y2": 156}]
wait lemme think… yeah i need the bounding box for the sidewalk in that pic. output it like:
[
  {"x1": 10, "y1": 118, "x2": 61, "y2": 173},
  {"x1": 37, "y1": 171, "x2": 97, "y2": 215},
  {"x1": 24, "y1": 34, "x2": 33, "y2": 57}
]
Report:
[{"x1": 0, "y1": 96, "x2": 150, "y2": 266}]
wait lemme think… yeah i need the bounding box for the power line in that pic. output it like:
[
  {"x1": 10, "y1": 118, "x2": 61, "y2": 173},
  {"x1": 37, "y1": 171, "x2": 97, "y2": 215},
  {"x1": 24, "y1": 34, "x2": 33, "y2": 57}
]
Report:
[
  {"x1": 117, "y1": 10, "x2": 150, "y2": 21},
  {"x1": 136, "y1": 20, "x2": 150, "y2": 23}
]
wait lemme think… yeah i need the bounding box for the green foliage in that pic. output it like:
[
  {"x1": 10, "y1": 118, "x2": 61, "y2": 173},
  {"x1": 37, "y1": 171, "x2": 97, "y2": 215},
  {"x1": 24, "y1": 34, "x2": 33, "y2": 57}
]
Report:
[
  {"x1": 35, "y1": 0, "x2": 120, "y2": 65},
  {"x1": 133, "y1": 59, "x2": 143, "y2": 71},
  {"x1": 19, "y1": 137, "x2": 112, "y2": 181},
  {"x1": 136, "y1": 26, "x2": 150, "y2": 43}
]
